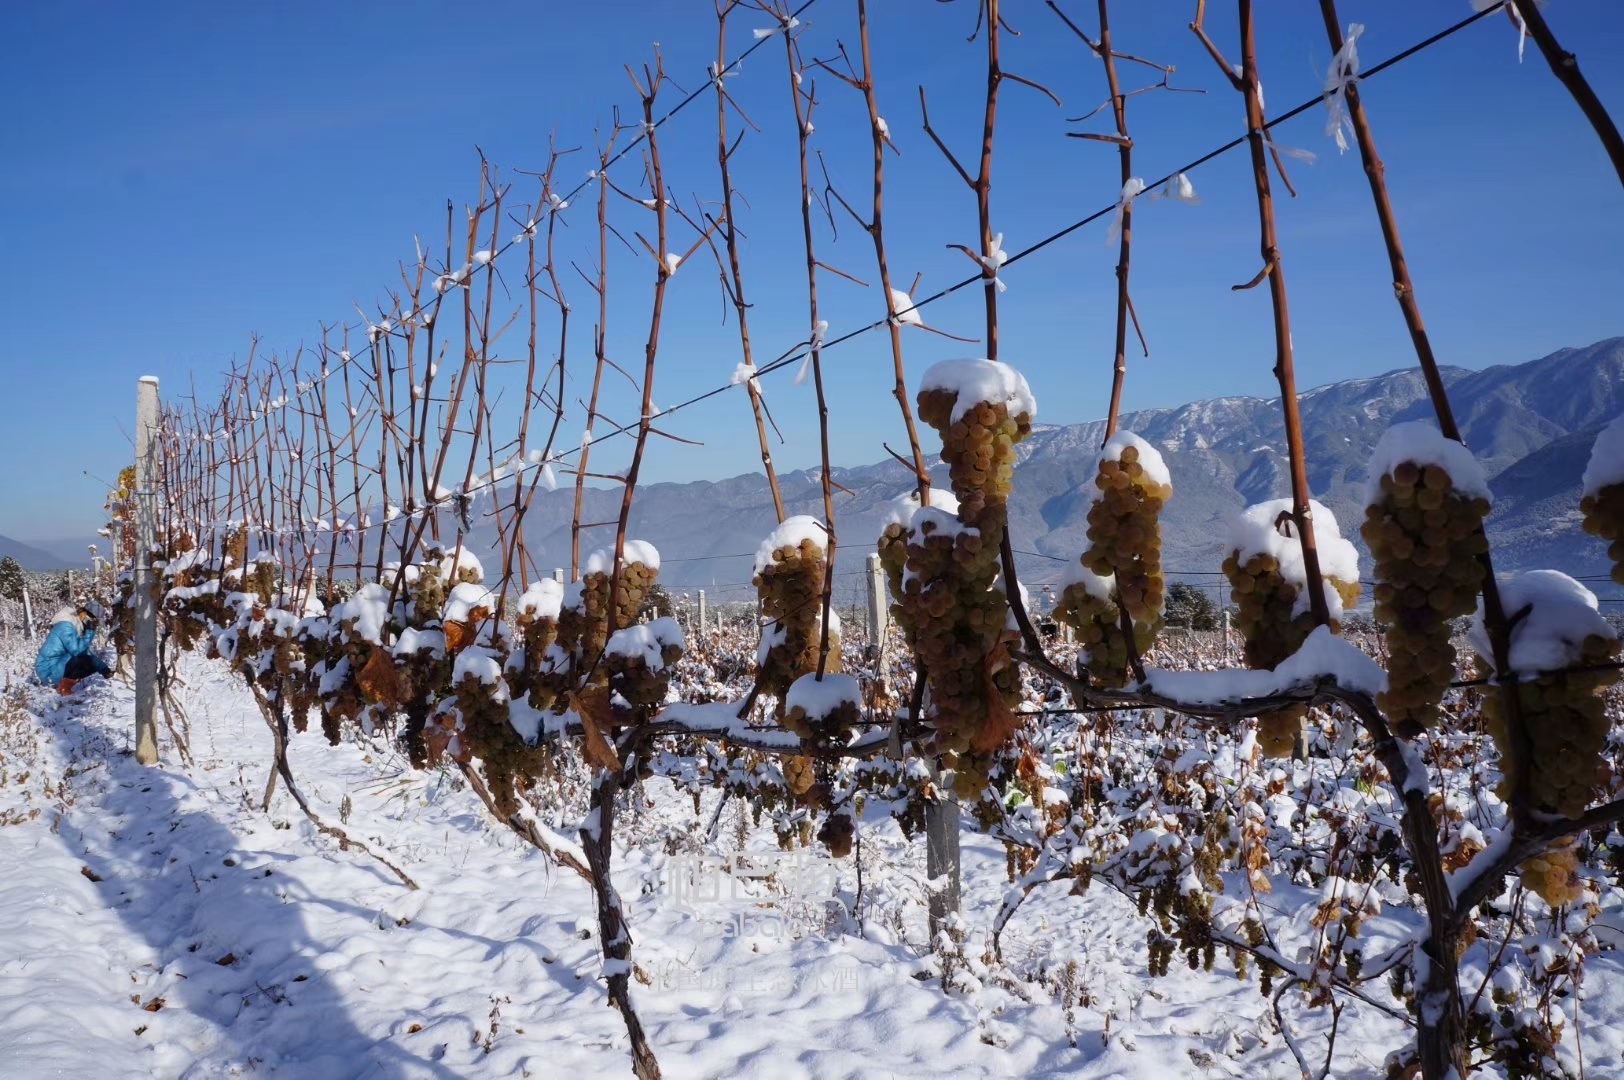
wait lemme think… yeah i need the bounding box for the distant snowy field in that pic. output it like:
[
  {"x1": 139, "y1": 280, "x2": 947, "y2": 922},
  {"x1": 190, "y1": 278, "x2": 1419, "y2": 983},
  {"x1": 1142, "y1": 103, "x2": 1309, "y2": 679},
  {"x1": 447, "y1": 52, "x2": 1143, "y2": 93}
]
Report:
[{"x1": 5, "y1": 637, "x2": 1624, "y2": 1079}]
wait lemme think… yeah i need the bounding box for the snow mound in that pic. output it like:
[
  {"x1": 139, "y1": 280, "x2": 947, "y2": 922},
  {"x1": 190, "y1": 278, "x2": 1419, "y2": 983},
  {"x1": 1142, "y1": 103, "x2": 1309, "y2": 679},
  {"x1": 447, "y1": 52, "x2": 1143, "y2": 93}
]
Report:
[
  {"x1": 878, "y1": 488, "x2": 960, "y2": 535},
  {"x1": 785, "y1": 672, "x2": 861, "y2": 718},
  {"x1": 754, "y1": 516, "x2": 828, "y2": 574},
  {"x1": 518, "y1": 579, "x2": 565, "y2": 621},
  {"x1": 1582, "y1": 414, "x2": 1624, "y2": 497},
  {"x1": 1365, "y1": 421, "x2": 1490, "y2": 504},
  {"x1": 1145, "y1": 625, "x2": 1387, "y2": 703},
  {"x1": 583, "y1": 540, "x2": 661, "y2": 577},
  {"x1": 1468, "y1": 570, "x2": 1617, "y2": 675},
  {"x1": 1100, "y1": 431, "x2": 1170, "y2": 488},
  {"x1": 443, "y1": 582, "x2": 497, "y2": 624},
  {"x1": 1230, "y1": 498, "x2": 1361, "y2": 618},
  {"x1": 605, "y1": 617, "x2": 685, "y2": 668},
  {"x1": 918, "y1": 359, "x2": 1037, "y2": 424}
]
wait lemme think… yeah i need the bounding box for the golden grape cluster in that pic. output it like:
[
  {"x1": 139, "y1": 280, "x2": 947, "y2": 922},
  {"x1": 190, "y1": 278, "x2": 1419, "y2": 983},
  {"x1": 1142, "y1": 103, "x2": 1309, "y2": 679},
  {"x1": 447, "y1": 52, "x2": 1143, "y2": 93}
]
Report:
[
  {"x1": 753, "y1": 529, "x2": 840, "y2": 729},
  {"x1": 1082, "y1": 442, "x2": 1171, "y2": 658},
  {"x1": 540, "y1": 549, "x2": 659, "y2": 708},
  {"x1": 1223, "y1": 538, "x2": 1359, "y2": 758},
  {"x1": 897, "y1": 370, "x2": 1034, "y2": 798},
  {"x1": 1053, "y1": 571, "x2": 1130, "y2": 689},
  {"x1": 1484, "y1": 632, "x2": 1618, "y2": 820},
  {"x1": 1363, "y1": 460, "x2": 1488, "y2": 733},
  {"x1": 1581, "y1": 481, "x2": 1624, "y2": 586}
]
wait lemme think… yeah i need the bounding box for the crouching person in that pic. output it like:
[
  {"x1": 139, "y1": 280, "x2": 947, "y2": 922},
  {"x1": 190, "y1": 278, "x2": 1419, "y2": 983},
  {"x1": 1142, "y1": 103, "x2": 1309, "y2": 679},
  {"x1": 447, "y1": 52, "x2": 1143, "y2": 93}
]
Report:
[{"x1": 34, "y1": 600, "x2": 113, "y2": 695}]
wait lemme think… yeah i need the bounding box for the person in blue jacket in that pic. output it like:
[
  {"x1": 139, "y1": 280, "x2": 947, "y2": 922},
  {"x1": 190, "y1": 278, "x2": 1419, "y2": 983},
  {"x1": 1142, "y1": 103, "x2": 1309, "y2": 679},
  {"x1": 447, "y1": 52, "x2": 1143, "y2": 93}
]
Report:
[{"x1": 34, "y1": 600, "x2": 113, "y2": 693}]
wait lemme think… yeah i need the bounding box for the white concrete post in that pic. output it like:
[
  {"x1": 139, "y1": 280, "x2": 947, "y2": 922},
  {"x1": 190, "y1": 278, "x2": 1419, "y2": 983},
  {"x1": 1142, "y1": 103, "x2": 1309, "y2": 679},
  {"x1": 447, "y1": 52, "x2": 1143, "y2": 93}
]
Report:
[
  {"x1": 553, "y1": 567, "x2": 565, "y2": 584},
  {"x1": 134, "y1": 376, "x2": 160, "y2": 765},
  {"x1": 697, "y1": 590, "x2": 707, "y2": 639},
  {"x1": 21, "y1": 586, "x2": 34, "y2": 641},
  {"x1": 865, "y1": 553, "x2": 887, "y2": 653}
]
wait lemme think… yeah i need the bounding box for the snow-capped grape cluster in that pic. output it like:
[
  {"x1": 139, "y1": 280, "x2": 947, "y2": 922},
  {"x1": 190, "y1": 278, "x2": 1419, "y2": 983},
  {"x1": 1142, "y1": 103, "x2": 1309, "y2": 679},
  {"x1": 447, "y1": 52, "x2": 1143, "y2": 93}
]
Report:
[
  {"x1": 1363, "y1": 459, "x2": 1488, "y2": 733},
  {"x1": 1053, "y1": 567, "x2": 1130, "y2": 689},
  {"x1": 1223, "y1": 553, "x2": 1359, "y2": 758},
  {"x1": 753, "y1": 522, "x2": 841, "y2": 728},
  {"x1": 1082, "y1": 438, "x2": 1171, "y2": 658},
  {"x1": 903, "y1": 363, "x2": 1034, "y2": 798},
  {"x1": 1581, "y1": 483, "x2": 1624, "y2": 586},
  {"x1": 1484, "y1": 632, "x2": 1618, "y2": 822},
  {"x1": 540, "y1": 546, "x2": 659, "y2": 706}
]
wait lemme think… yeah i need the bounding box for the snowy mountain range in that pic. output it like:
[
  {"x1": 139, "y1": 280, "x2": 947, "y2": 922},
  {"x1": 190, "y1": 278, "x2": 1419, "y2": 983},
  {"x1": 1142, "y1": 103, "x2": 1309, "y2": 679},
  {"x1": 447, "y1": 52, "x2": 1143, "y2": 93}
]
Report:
[{"x1": 487, "y1": 337, "x2": 1624, "y2": 606}]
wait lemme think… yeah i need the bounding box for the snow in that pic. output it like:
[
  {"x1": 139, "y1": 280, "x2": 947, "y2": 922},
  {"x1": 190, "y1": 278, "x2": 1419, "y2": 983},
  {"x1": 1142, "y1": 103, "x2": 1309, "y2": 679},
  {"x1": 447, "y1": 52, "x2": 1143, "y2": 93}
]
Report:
[
  {"x1": 3, "y1": 623, "x2": 1619, "y2": 1079},
  {"x1": 605, "y1": 617, "x2": 685, "y2": 668},
  {"x1": 888, "y1": 288, "x2": 923, "y2": 327},
  {"x1": 517, "y1": 578, "x2": 565, "y2": 621},
  {"x1": 784, "y1": 673, "x2": 861, "y2": 718},
  {"x1": 1365, "y1": 421, "x2": 1491, "y2": 504},
  {"x1": 1582, "y1": 413, "x2": 1624, "y2": 497},
  {"x1": 753, "y1": 515, "x2": 828, "y2": 574},
  {"x1": 583, "y1": 540, "x2": 661, "y2": 577},
  {"x1": 1099, "y1": 430, "x2": 1171, "y2": 488},
  {"x1": 1144, "y1": 625, "x2": 1387, "y2": 703},
  {"x1": 442, "y1": 582, "x2": 496, "y2": 624},
  {"x1": 878, "y1": 488, "x2": 960, "y2": 534},
  {"x1": 438, "y1": 548, "x2": 484, "y2": 583},
  {"x1": 918, "y1": 359, "x2": 1037, "y2": 424},
  {"x1": 1229, "y1": 498, "x2": 1361, "y2": 617},
  {"x1": 728, "y1": 362, "x2": 764, "y2": 396},
  {"x1": 330, "y1": 583, "x2": 393, "y2": 645},
  {"x1": 392, "y1": 626, "x2": 446, "y2": 659},
  {"x1": 453, "y1": 646, "x2": 507, "y2": 690},
  {"x1": 1467, "y1": 570, "x2": 1617, "y2": 675},
  {"x1": 1058, "y1": 559, "x2": 1114, "y2": 601}
]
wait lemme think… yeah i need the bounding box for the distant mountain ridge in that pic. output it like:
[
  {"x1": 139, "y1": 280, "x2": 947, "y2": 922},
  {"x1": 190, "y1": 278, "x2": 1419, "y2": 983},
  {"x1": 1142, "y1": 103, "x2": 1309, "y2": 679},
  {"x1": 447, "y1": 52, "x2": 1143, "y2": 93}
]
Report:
[
  {"x1": 468, "y1": 339, "x2": 1624, "y2": 605},
  {"x1": 0, "y1": 534, "x2": 75, "y2": 572}
]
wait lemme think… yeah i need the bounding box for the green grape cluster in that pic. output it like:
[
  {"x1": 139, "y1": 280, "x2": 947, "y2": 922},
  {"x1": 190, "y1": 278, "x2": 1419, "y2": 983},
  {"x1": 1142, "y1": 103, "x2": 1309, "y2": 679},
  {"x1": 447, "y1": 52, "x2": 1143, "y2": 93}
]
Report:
[
  {"x1": 1083, "y1": 445, "x2": 1170, "y2": 652},
  {"x1": 753, "y1": 531, "x2": 839, "y2": 724},
  {"x1": 1581, "y1": 482, "x2": 1624, "y2": 586},
  {"x1": 1054, "y1": 571, "x2": 1129, "y2": 689},
  {"x1": 1362, "y1": 461, "x2": 1488, "y2": 733}
]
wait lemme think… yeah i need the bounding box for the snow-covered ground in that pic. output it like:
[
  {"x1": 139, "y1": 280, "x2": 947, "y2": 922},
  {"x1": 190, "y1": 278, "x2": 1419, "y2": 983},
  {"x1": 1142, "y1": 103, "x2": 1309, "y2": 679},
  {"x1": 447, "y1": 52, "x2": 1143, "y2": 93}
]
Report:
[{"x1": 3, "y1": 637, "x2": 1624, "y2": 1079}]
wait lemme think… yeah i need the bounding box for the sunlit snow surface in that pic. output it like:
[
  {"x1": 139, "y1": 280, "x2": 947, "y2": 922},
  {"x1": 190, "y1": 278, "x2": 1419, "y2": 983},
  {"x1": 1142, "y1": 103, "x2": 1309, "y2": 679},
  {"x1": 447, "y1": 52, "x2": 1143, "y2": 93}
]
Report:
[{"x1": 4, "y1": 637, "x2": 1624, "y2": 1078}]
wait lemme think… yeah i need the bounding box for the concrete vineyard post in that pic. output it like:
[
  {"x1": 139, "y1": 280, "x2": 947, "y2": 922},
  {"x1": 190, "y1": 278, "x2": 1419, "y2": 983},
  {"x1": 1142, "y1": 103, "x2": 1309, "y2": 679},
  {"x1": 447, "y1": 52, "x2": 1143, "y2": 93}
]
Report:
[{"x1": 134, "y1": 376, "x2": 160, "y2": 766}]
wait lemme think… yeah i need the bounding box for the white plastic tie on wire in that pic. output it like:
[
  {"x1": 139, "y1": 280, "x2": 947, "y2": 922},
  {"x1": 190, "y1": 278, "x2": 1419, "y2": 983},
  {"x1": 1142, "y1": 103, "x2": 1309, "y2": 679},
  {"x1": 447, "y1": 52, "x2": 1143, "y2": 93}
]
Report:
[
  {"x1": 1473, "y1": 0, "x2": 1543, "y2": 63},
  {"x1": 1105, "y1": 178, "x2": 1146, "y2": 244},
  {"x1": 1323, "y1": 23, "x2": 1363, "y2": 154}
]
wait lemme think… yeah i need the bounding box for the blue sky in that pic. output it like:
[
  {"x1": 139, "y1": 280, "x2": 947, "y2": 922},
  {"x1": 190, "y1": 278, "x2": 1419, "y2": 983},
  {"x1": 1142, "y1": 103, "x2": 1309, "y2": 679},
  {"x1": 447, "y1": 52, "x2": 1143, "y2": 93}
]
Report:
[{"x1": 2, "y1": 0, "x2": 1622, "y2": 542}]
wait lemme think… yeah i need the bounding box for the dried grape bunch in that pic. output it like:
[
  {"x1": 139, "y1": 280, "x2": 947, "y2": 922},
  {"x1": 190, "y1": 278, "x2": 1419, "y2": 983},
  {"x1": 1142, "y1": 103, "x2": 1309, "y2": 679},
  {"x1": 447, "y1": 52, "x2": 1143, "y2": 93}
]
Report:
[
  {"x1": 753, "y1": 518, "x2": 840, "y2": 723},
  {"x1": 1083, "y1": 432, "x2": 1172, "y2": 654},
  {"x1": 1581, "y1": 415, "x2": 1624, "y2": 585},
  {"x1": 1224, "y1": 499, "x2": 1361, "y2": 758},
  {"x1": 1468, "y1": 571, "x2": 1621, "y2": 903},
  {"x1": 1054, "y1": 564, "x2": 1129, "y2": 689},
  {"x1": 904, "y1": 359, "x2": 1036, "y2": 797},
  {"x1": 1363, "y1": 423, "x2": 1490, "y2": 734}
]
